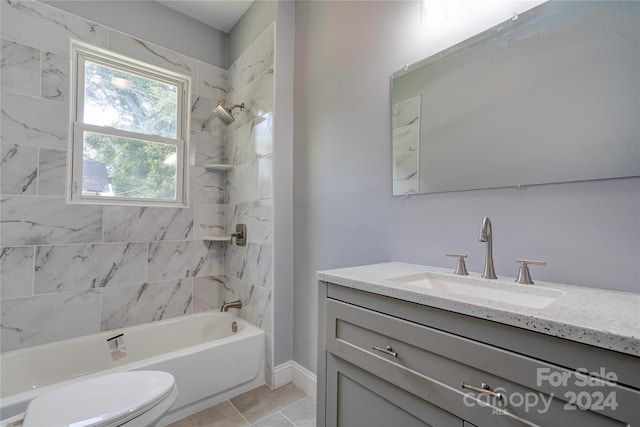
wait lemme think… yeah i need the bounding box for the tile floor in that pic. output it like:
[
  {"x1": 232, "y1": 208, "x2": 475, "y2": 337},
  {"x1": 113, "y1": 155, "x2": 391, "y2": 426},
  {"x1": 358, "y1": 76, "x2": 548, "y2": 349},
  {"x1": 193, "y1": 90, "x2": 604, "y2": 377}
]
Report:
[{"x1": 168, "y1": 383, "x2": 316, "y2": 427}]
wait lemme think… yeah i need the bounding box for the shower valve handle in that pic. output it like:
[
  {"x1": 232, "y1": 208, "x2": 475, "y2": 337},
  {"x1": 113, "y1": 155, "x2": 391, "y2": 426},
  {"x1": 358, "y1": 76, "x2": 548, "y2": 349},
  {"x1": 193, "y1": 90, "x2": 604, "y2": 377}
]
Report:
[{"x1": 230, "y1": 224, "x2": 247, "y2": 246}]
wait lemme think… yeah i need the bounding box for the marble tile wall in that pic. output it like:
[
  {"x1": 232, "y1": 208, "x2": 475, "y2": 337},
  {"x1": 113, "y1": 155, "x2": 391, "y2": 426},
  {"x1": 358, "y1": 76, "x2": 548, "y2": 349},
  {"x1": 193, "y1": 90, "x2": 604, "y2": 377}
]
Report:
[
  {"x1": 223, "y1": 24, "x2": 275, "y2": 386},
  {"x1": 0, "y1": 0, "x2": 228, "y2": 352},
  {"x1": 392, "y1": 96, "x2": 420, "y2": 196}
]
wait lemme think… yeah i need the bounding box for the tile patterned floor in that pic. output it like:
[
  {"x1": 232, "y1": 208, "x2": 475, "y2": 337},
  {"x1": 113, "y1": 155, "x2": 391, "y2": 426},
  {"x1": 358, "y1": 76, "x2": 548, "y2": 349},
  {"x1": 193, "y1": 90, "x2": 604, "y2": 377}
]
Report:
[{"x1": 168, "y1": 383, "x2": 316, "y2": 427}]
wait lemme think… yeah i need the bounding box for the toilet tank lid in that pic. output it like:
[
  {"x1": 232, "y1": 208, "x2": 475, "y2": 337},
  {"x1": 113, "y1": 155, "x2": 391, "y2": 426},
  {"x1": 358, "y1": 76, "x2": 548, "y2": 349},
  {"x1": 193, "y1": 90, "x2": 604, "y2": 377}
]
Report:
[{"x1": 22, "y1": 371, "x2": 175, "y2": 427}]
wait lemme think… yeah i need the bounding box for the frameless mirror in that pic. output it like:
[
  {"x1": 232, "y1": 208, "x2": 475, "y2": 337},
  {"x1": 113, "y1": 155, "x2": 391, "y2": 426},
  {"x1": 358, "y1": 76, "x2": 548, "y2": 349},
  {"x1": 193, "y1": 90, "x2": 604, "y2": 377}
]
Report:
[{"x1": 392, "y1": 1, "x2": 640, "y2": 196}]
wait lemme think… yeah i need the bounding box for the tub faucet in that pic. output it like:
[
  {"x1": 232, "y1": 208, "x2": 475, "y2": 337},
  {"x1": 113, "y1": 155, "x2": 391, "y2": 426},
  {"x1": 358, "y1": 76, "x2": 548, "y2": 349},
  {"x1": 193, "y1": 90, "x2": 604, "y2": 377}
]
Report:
[
  {"x1": 479, "y1": 216, "x2": 497, "y2": 279},
  {"x1": 220, "y1": 300, "x2": 242, "y2": 312}
]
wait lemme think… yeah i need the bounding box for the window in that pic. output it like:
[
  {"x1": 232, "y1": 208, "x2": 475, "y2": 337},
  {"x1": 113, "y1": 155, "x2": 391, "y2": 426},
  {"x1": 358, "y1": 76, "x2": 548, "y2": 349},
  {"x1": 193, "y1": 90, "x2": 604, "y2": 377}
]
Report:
[{"x1": 69, "y1": 41, "x2": 190, "y2": 206}]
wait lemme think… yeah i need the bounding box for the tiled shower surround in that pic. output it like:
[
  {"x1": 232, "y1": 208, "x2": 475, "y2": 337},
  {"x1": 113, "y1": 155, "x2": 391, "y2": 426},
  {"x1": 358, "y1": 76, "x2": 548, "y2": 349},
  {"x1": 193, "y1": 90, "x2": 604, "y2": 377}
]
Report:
[{"x1": 0, "y1": 0, "x2": 275, "y2": 383}]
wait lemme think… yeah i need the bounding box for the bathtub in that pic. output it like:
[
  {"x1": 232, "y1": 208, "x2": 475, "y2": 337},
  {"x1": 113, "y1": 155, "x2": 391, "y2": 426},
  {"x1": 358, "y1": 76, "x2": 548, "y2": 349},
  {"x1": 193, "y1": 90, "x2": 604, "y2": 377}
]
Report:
[{"x1": 0, "y1": 312, "x2": 265, "y2": 425}]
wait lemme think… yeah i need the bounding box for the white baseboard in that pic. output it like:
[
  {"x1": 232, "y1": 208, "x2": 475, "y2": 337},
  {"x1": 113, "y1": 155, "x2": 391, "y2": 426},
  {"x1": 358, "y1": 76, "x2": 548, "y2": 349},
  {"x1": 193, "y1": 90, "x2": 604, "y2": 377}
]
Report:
[
  {"x1": 273, "y1": 360, "x2": 317, "y2": 399},
  {"x1": 273, "y1": 361, "x2": 293, "y2": 388}
]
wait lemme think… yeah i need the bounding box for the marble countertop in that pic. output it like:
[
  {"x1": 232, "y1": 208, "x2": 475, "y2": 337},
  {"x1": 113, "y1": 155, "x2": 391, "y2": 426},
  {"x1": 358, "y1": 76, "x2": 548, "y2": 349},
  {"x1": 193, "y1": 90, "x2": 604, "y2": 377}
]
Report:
[{"x1": 317, "y1": 262, "x2": 640, "y2": 357}]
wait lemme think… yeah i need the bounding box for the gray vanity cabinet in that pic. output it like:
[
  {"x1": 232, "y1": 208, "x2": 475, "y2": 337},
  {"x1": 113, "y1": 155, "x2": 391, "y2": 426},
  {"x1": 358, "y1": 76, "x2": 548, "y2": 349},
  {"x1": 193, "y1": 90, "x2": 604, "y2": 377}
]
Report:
[
  {"x1": 317, "y1": 282, "x2": 640, "y2": 427},
  {"x1": 326, "y1": 354, "x2": 462, "y2": 426}
]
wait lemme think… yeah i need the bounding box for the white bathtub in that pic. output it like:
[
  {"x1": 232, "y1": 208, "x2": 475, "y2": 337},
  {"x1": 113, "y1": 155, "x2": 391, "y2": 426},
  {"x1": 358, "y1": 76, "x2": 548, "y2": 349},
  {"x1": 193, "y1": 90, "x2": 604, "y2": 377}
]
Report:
[{"x1": 0, "y1": 312, "x2": 265, "y2": 425}]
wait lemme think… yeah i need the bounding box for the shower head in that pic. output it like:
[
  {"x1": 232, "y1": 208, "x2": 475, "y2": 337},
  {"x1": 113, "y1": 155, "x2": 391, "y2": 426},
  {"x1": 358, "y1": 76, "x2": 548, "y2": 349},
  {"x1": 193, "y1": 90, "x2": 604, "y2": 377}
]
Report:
[{"x1": 213, "y1": 101, "x2": 245, "y2": 126}]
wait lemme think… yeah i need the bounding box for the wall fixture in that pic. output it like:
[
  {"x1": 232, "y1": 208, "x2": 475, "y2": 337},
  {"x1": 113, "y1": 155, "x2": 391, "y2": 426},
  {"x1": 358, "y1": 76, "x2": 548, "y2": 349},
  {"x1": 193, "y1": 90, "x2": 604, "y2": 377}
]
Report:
[
  {"x1": 213, "y1": 100, "x2": 245, "y2": 125},
  {"x1": 230, "y1": 224, "x2": 247, "y2": 246}
]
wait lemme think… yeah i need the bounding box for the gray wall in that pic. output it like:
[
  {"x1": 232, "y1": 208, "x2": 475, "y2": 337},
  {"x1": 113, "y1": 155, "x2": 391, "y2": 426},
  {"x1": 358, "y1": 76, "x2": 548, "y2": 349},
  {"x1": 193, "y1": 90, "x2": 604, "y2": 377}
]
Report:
[
  {"x1": 43, "y1": 0, "x2": 228, "y2": 67},
  {"x1": 229, "y1": 0, "x2": 277, "y2": 66},
  {"x1": 292, "y1": 0, "x2": 640, "y2": 373},
  {"x1": 271, "y1": 1, "x2": 296, "y2": 368},
  {"x1": 229, "y1": 0, "x2": 296, "y2": 369}
]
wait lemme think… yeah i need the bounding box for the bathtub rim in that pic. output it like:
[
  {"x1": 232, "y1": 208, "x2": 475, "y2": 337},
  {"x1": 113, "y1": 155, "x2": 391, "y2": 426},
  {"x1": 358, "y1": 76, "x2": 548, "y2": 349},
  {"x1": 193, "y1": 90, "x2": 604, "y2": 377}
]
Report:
[
  {"x1": 1, "y1": 312, "x2": 264, "y2": 420},
  {"x1": 1, "y1": 311, "x2": 252, "y2": 359}
]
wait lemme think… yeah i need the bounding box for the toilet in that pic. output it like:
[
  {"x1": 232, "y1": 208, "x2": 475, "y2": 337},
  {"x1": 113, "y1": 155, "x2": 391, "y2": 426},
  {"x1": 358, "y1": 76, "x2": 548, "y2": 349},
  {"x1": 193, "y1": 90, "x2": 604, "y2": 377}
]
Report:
[{"x1": 2, "y1": 371, "x2": 177, "y2": 427}]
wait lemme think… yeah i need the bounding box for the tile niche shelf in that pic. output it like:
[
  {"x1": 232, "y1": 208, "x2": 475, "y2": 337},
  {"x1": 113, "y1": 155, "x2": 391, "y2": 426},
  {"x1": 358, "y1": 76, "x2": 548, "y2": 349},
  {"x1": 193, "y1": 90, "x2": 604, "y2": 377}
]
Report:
[
  {"x1": 204, "y1": 163, "x2": 233, "y2": 171},
  {"x1": 201, "y1": 164, "x2": 232, "y2": 242},
  {"x1": 202, "y1": 225, "x2": 247, "y2": 246}
]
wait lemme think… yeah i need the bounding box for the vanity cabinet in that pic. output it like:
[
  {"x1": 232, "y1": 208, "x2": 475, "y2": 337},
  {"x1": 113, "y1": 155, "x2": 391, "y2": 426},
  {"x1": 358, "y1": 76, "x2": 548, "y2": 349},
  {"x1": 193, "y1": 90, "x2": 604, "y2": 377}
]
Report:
[
  {"x1": 317, "y1": 282, "x2": 640, "y2": 427},
  {"x1": 326, "y1": 354, "x2": 463, "y2": 426}
]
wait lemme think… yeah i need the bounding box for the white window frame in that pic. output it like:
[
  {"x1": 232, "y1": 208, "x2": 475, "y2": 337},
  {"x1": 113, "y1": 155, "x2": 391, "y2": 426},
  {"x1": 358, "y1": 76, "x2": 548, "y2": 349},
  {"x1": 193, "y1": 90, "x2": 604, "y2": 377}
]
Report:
[{"x1": 68, "y1": 41, "x2": 190, "y2": 207}]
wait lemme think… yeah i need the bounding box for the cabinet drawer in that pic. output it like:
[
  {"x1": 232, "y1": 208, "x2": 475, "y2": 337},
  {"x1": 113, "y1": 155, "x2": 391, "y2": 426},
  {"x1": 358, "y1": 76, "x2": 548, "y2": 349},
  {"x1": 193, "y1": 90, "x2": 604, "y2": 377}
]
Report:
[{"x1": 325, "y1": 299, "x2": 640, "y2": 427}]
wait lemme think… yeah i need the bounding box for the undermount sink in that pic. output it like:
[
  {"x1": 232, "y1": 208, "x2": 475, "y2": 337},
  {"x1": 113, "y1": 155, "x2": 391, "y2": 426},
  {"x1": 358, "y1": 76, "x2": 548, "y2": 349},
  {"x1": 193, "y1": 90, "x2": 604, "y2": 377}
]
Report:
[{"x1": 388, "y1": 272, "x2": 565, "y2": 309}]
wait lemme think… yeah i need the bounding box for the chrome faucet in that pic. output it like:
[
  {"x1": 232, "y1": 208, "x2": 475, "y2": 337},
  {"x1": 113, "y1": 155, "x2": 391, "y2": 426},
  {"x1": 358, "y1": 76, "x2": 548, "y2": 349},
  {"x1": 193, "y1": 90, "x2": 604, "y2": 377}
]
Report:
[
  {"x1": 479, "y1": 217, "x2": 497, "y2": 279},
  {"x1": 220, "y1": 300, "x2": 242, "y2": 312}
]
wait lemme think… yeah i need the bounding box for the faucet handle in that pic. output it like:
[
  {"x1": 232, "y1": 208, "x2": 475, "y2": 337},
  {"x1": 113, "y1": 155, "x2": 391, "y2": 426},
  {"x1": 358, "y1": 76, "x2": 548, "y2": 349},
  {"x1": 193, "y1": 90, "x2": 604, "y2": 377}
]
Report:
[
  {"x1": 516, "y1": 259, "x2": 546, "y2": 284},
  {"x1": 446, "y1": 253, "x2": 469, "y2": 275}
]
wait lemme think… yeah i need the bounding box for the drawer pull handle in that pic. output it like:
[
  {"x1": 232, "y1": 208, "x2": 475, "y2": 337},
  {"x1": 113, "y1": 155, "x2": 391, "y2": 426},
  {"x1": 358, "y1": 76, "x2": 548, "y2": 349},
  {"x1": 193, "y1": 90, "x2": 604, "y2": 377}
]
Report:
[
  {"x1": 461, "y1": 382, "x2": 503, "y2": 401},
  {"x1": 371, "y1": 345, "x2": 398, "y2": 358}
]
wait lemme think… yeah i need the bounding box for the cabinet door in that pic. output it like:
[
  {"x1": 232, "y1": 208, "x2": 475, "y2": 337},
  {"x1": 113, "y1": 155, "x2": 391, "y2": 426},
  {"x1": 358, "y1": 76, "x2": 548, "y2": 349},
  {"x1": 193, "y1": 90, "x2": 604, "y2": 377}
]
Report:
[
  {"x1": 326, "y1": 298, "x2": 639, "y2": 427},
  {"x1": 325, "y1": 354, "x2": 462, "y2": 427}
]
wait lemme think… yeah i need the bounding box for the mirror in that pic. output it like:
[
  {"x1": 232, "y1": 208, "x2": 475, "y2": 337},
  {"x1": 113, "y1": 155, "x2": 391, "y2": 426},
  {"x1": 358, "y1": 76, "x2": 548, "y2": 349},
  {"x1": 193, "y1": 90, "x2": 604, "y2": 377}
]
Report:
[{"x1": 392, "y1": 1, "x2": 640, "y2": 196}]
